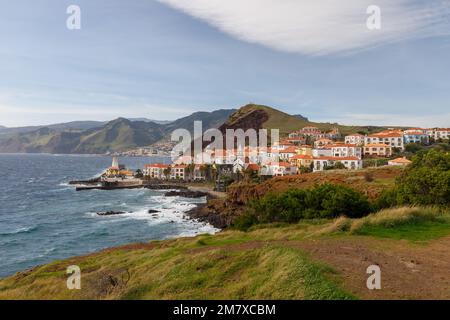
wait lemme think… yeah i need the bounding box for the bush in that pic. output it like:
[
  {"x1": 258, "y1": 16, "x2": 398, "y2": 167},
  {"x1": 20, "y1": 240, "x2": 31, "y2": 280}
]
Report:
[
  {"x1": 396, "y1": 149, "x2": 450, "y2": 206},
  {"x1": 364, "y1": 172, "x2": 374, "y2": 182},
  {"x1": 374, "y1": 149, "x2": 450, "y2": 209},
  {"x1": 233, "y1": 183, "x2": 371, "y2": 230}
]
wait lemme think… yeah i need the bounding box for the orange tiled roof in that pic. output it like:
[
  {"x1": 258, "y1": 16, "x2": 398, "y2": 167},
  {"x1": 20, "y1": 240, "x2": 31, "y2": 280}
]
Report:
[
  {"x1": 328, "y1": 144, "x2": 359, "y2": 148},
  {"x1": 280, "y1": 146, "x2": 298, "y2": 153},
  {"x1": 368, "y1": 130, "x2": 403, "y2": 138},
  {"x1": 313, "y1": 156, "x2": 360, "y2": 161},
  {"x1": 145, "y1": 163, "x2": 169, "y2": 168},
  {"x1": 290, "y1": 154, "x2": 313, "y2": 160},
  {"x1": 389, "y1": 157, "x2": 412, "y2": 164},
  {"x1": 365, "y1": 143, "x2": 392, "y2": 148},
  {"x1": 346, "y1": 133, "x2": 364, "y2": 137}
]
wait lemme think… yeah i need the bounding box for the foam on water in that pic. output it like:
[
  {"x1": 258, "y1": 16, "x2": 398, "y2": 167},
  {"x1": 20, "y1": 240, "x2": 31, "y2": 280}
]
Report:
[{"x1": 0, "y1": 154, "x2": 220, "y2": 278}]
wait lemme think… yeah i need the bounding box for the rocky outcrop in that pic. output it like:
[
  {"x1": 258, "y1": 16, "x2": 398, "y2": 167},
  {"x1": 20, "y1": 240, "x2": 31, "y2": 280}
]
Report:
[
  {"x1": 144, "y1": 184, "x2": 188, "y2": 190},
  {"x1": 164, "y1": 190, "x2": 209, "y2": 198},
  {"x1": 97, "y1": 211, "x2": 126, "y2": 216}
]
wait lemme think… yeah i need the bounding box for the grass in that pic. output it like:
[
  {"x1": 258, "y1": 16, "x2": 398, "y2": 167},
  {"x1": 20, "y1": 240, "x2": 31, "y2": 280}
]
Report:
[
  {"x1": 316, "y1": 206, "x2": 450, "y2": 242},
  {"x1": 1, "y1": 206, "x2": 448, "y2": 300},
  {"x1": 0, "y1": 236, "x2": 355, "y2": 300}
]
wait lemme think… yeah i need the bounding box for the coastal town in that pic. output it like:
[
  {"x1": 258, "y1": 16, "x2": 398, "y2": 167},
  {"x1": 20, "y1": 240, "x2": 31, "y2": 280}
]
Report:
[{"x1": 88, "y1": 126, "x2": 449, "y2": 191}]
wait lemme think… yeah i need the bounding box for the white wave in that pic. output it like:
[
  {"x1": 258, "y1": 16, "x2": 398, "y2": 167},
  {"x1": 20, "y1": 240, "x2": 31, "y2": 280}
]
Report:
[
  {"x1": 84, "y1": 194, "x2": 219, "y2": 236},
  {"x1": 0, "y1": 226, "x2": 38, "y2": 236}
]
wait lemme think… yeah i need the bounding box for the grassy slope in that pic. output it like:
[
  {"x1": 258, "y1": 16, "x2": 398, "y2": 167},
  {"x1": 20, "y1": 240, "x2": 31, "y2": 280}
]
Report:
[
  {"x1": 231, "y1": 104, "x2": 378, "y2": 136},
  {"x1": 1, "y1": 207, "x2": 449, "y2": 300}
]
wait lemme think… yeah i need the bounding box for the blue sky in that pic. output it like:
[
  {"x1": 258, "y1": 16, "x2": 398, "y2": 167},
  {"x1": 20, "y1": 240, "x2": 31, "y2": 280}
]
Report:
[{"x1": 0, "y1": 0, "x2": 449, "y2": 127}]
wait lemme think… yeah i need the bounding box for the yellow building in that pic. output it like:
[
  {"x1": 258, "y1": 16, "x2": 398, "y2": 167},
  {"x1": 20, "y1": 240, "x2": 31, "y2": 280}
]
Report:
[
  {"x1": 289, "y1": 154, "x2": 314, "y2": 168},
  {"x1": 296, "y1": 145, "x2": 313, "y2": 156}
]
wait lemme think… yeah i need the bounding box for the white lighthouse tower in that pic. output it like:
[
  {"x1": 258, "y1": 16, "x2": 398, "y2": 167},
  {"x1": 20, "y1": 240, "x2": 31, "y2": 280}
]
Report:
[{"x1": 111, "y1": 156, "x2": 119, "y2": 169}]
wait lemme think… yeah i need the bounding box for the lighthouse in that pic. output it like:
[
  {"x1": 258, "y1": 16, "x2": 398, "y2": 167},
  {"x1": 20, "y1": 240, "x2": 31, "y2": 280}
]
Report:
[{"x1": 111, "y1": 156, "x2": 119, "y2": 170}]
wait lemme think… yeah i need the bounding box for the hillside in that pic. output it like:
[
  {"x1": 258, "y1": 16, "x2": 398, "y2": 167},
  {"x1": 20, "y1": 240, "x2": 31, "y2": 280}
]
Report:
[
  {"x1": 1, "y1": 206, "x2": 449, "y2": 300},
  {"x1": 0, "y1": 104, "x2": 388, "y2": 154},
  {"x1": 219, "y1": 104, "x2": 379, "y2": 137},
  {"x1": 190, "y1": 166, "x2": 403, "y2": 228},
  {"x1": 0, "y1": 110, "x2": 235, "y2": 154}
]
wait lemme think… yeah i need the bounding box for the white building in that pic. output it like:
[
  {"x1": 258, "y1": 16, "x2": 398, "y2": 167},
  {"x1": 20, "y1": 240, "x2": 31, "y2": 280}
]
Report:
[
  {"x1": 261, "y1": 162, "x2": 298, "y2": 176},
  {"x1": 143, "y1": 163, "x2": 170, "y2": 179},
  {"x1": 313, "y1": 157, "x2": 363, "y2": 172},
  {"x1": 312, "y1": 148, "x2": 333, "y2": 158},
  {"x1": 364, "y1": 130, "x2": 404, "y2": 150},
  {"x1": 364, "y1": 144, "x2": 393, "y2": 157},
  {"x1": 345, "y1": 134, "x2": 365, "y2": 146},
  {"x1": 403, "y1": 131, "x2": 429, "y2": 145},
  {"x1": 433, "y1": 128, "x2": 450, "y2": 140},
  {"x1": 314, "y1": 138, "x2": 333, "y2": 148},
  {"x1": 170, "y1": 165, "x2": 187, "y2": 180},
  {"x1": 279, "y1": 146, "x2": 298, "y2": 160},
  {"x1": 330, "y1": 144, "x2": 362, "y2": 159}
]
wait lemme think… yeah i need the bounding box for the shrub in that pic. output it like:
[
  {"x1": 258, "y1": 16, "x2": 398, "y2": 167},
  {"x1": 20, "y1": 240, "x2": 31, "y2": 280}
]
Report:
[
  {"x1": 233, "y1": 183, "x2": 371, "y2": 230},
  {"x1": 364, "y1": 171, "x2": 374, "y2": 182},
  {"x1": 374, "y1": 149, "x2": 450, "y2": 209},
  {"x1": 395, "y1": 149, "x2": 450, "y2": 206}
]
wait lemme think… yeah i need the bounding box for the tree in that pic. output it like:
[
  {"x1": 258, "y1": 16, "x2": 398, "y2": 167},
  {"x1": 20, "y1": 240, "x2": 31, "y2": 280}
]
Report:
[
  {"x1": 185, "y1": 163, "x2": 195, "y2": 181},
  {"x1": 325, "y1": 162, "x2": 346, "y2": 170},
  {"x1": 405, "y1": 143, "x2": 423, "y2": 154},
  {"x1": 395, "y1": 149, "x2": 450, "y2": 206},
  {"x1": 299, "y1": 165, "x2": 312, "y2": 174},
  {"x1": 163, "y1": 167, "x2": 171, "y2": 180},
  {"x1": 134, "y1": 169, "x2": 143, "y2": 179}
]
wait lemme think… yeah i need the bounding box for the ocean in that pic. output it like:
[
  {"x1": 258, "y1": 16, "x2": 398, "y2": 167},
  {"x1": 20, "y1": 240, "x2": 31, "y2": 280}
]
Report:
[{"x1": 0, "y1": 154, "x2": 218, "y2": 278}]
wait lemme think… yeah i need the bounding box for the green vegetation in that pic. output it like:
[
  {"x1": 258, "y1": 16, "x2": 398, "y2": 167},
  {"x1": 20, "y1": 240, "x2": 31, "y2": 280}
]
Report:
[
  {"x1": 317, "y1": 206, "x2": 450, "y2": 242},
  {"x1": 222, "y1": 104, "x2": 385, "y2": 137},
  {"x1": 0, "y1": 230, "x2": 355, "y2": 300},
  {"x1": 234, "y1": 184, "x2": 371, "y2": 230},
  {"x1": 376, "y1": 149, "x2": 450, "y2": 209},
  {"x1": 1, "y1": 206, "x2": 449, "y2": 299}
]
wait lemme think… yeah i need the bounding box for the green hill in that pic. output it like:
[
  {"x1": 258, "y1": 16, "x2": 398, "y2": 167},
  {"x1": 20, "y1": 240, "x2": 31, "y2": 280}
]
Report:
[{"x1": 221, "y1": 104, "x2": 376, "y2": 137}]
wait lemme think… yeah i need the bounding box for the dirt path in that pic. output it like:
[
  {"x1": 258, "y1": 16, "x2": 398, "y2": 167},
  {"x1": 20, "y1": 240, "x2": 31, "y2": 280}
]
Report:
[
  {"x1": 188, "y1": 236, "x2": 450, "y2": 299},
  {"x1": 287, "y1": 236, "x2": 450, "y2": 300}
]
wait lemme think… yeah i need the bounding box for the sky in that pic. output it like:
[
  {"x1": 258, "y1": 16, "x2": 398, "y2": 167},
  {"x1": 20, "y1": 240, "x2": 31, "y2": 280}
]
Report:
[{"x1": 0, "y1": 0, "x2": 449, "y2": 127}]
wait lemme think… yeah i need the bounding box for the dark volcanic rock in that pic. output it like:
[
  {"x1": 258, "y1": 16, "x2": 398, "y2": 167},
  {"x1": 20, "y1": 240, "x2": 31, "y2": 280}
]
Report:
[
  {"x1": 186, "y1": 204, "x2": 227, "y2": 229},
  {"x1": 148, "y1": 209, "x2": 159, "y2": 214},
  {"x1": 144, "y1": 184, "x2": 188, "y2": 190},
  {"x1": 164, "y1": 190, "x2": 208, "y2": 198},
  {"x1": 97, "y1": 211, "x2": 126, "y2": 216}
]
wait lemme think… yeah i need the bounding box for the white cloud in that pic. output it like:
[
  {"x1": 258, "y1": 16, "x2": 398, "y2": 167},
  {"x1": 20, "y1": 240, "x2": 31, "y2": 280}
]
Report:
[{"x1": 159, "y1": 0, "x2": 450, "y2": 55}]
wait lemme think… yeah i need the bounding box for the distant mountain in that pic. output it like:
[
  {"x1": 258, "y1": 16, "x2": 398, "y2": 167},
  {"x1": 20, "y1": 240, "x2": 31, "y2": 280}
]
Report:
[
  {"x1": 0, "y1": 121, "x2": 106, "y2": 135},
  {"x1": 127, "y1": 118, "x2": 172, "y2": 125},
  {"x1": 0, "y1": 110, "x2": 236, "y2": 154}
]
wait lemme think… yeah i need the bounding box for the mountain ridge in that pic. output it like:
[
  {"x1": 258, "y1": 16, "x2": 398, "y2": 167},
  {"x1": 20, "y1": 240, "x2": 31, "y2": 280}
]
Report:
[{"x1": 0, "y1": 109, "x2": 236, "y2": 154}]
